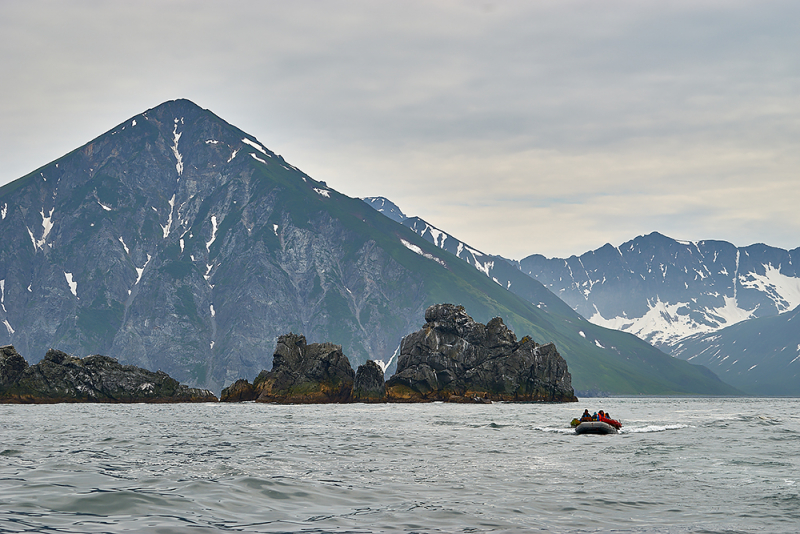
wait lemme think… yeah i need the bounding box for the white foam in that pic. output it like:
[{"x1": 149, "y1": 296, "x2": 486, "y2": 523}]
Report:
[
  {"x1": 534, "y1": 427, "x2": 575, "y2": 434},
  {"x1": 623, "y1": 424, "x2": 691, "y2": 434}
]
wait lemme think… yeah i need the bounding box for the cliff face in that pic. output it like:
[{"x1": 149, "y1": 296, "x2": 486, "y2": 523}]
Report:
[
  {"x1": 385, "y1": 304, "x2": 577, "y2": 402},
  {"x1": 0, "y1": 345, "x2": 216, "y2": 403}
]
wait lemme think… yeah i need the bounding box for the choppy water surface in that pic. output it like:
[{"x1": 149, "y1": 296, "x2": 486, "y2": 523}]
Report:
[{"x1": 1, "y1": 397, "x2": 798, "y2": 533}]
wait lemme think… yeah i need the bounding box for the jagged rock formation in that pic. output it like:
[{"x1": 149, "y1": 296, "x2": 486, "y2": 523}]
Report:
[
  {"x1": 353, "y1": 360, "x2": 386, "y2": 402},
  {"x1": 385, "y1": 304, "x2": 577, "y2": 402},
  {"x1": 219, "y1": 378, "x2": 258, "y2": 402},
  {"x1": 247, "y1": 333, "x2": 355, "y2": 403},
  {"x1": 0, "y1": 345, "x2": 217, "y2": 403}
]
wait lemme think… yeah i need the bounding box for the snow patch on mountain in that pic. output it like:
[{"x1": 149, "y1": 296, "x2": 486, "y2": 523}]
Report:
[
  {"x1": 400, "y1": 239, "x2": 446, "y2": 267},
  {"x1": 135, "y1": 255, "x2": 151, "y2": 287},
  {"x1": 738, "y1": 264, "x2": 800, "y2": 312},
  {"x1": 474, "y1": 258, "x2": 494, "y2": 277},
  {"x1": 590, "y1": 295, "x2": 756, "y2": 347},
  {"x1": 206, "y1": 215, "x2": 218, "y2": 251},
  {"x1": 172, "y1": 119, "x2": 183, "y2": 176},
  {"x1": 64, "y1": 272, "x2": 78, "y2": 298},
  {"x1": 161, "y1": 195, "x2": 175, "y2": 238},
  {"x1": 242, "y1": 138, "x2": 270, "y2": 156}
]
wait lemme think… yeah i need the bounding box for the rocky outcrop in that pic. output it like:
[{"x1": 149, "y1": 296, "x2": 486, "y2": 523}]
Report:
[
  {"x1": 353, "y1": 360, "x2": 386, "y2": 402},
  {"x1": 220, "y1": 378, "x2": 258, "y2": 402},
  {"x1": 247, "y1": 334, "x2": 355, "y2": 403},
  {"x1": 0, "y1": 346, "x2": 217, "y2": 403},
  {"x1": 385, "y1": 304, "x2": 577, "y2": 402}
]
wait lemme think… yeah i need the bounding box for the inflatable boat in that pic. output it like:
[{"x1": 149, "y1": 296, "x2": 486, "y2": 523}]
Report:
[{"x1": 575, "y1": 421, "x2": 619, "y2": 435}]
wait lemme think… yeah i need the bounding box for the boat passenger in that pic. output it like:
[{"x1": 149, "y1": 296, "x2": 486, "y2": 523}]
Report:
[{"x1": 580, "y1": 409, "x2": 592, "y2": 422}]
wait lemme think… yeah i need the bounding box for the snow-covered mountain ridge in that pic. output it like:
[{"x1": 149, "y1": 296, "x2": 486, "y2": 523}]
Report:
[
  {"x1": 363, "y1": 198, "x2": 798, "y2": 395},
  {"x1": 518, "y1": 232, "x2": 800, "y2": 350}
]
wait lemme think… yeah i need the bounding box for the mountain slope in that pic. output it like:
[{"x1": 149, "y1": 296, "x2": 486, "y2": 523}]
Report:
[
  {"x1": 672, "y1": 305, "x2": 800, "y2": 396},
  {"x1": 362, "y1": 198, "x2": 738, "y2": 396},
  {"x1": 0, "y1": 100, "x2": 737, "y2": 395}
]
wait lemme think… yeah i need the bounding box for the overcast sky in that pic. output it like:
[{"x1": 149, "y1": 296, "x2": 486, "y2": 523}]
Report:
[{"x1": 1, "y1": 0, "x2": 798, "y2": 259}]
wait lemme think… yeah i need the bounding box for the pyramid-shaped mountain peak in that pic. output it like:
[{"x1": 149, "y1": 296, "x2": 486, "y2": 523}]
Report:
[{"x1": 0, "y1": 100, "x2": 738, "y2": 396}]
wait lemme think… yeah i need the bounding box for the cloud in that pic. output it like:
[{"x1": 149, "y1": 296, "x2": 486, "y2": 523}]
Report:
[{"x1": 1, "y1": 0, "x2": 798, "y2": 257}]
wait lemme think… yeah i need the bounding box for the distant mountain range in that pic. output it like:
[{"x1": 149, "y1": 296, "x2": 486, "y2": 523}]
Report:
[
  {"x1": 363, "y1": 198, "x2": 800, "y2": 395},
  {"x1": 0, "y1": 99, "x2": 734, "y2": 396}
]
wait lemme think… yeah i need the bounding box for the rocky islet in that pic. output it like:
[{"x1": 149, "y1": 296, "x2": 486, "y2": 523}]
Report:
[
  {"x1": 221, "y1": 304, "x2": 577, "y2": 403},
  {"x1": 0, "y1": 345, "x2": 217, "y2": 403}
]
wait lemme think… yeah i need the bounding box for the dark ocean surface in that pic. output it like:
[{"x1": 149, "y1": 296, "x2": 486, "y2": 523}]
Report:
[{"x1": 1, "y1": 398, "x2": 798, "y2": 533}]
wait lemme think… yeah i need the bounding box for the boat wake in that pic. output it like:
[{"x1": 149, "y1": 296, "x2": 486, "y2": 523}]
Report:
[
  {"x1": 622, "y1": 423, "x2": 691, "y2": 433},
  {"x1": 533, "y1": 426, "x2": 575, "y2": 434}
]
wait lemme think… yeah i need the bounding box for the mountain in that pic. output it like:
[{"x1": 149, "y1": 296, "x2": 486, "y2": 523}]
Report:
[
  {"x1": 362, "y1": 198, "x2": 738, "y2": 396},
  {"x1": 0, "y1": 100, "x2": 737, "y2": 396},
  {"x1": 671, "y1": 304, "x2": 800, "y2": 396},
  {"x1": 517, "y1": 232, "x2": 800, "y2": 350},
  {"x1": 361, "y1": 197, "x2": 578, "y2": 317}
]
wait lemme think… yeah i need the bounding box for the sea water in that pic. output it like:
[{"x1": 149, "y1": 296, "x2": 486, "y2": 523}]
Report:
[{"x1": 1, "y1": 397, "x2": 798, "y2": 533}]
